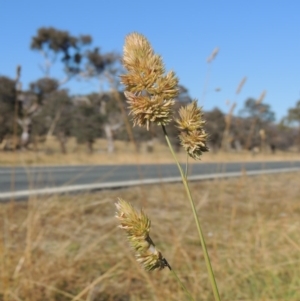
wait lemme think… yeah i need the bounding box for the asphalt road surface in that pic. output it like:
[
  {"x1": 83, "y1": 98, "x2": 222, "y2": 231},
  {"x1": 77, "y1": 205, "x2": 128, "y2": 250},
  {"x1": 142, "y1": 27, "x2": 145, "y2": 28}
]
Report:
[{"x1": 0, "y1": 161, "x2": 299, "y2": 200}]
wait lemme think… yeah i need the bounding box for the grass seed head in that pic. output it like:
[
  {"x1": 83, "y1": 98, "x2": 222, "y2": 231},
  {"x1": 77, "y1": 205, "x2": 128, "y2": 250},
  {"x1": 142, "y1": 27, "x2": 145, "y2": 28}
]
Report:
[
  {"x1": 124, "y1": 92, "x2": 175, "y2": 130},
  {"x1": 115, "y1": 198, "x2": 169, "y2": 271},
  {"x1": 256, "y1": 90, "x2": 267, "y2": 104},
  {"x1": 176, "y1": 100, "x2": 209, "y2": 159},
  {"x1": 121, "y1": 32, "x2": 179, "y2": 130},
  {"x1": 176, "y1": 101, "x2": 205, "y2": 132},
  {"x1": 207, "y1": 47, "x2": 219, "y2": 63},
  {"x1": 179, "y1": 130, "x2": 209, "y2": 160}
]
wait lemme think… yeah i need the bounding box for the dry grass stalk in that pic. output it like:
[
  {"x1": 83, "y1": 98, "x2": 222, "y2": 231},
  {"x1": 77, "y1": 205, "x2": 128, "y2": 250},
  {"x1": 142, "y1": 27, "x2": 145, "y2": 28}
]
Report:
[
  {"x1": 221, "y1": 76, "x2": 247, "y2": 152},
  {"x1": 1, "y1": 173, "x2": 300, "y2": 300},
  {"x1": 120, "y1": 32, "x2": 218, "y2": 301},
  {"x1": 259, "y1": 128, "x2": 267, "y2": 153},
  {"x1": 246, "y1": 90, "x2": 267, "y2": 150},
  {"x1": 221, "y1": 101, "x2": 236, "y2": 152},
  {"x1": 202, "y1": 47, "x2": 220, "y2": 103},
  {"x1": 207, "y1": 47, "x2": 219, "y2": 63},
  {"x1": 235, "y1": 76, "x2": 247, "y2": 95},
  {"x1": 256, "y1": 90, "x2": 267, "y2": 105}
]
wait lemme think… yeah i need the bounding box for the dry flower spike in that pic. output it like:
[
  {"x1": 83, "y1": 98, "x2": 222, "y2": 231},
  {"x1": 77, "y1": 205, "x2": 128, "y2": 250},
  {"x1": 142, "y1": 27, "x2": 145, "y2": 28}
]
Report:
[
  {"x1": 121, "y1": 32, "x2": 179, "y2": 130},
  {"x1": 115, "y1": 198, "x2": 171, "y2": 271},
  {"x1": 176, "y1": 101, "x2": 209, "y2": 160}
]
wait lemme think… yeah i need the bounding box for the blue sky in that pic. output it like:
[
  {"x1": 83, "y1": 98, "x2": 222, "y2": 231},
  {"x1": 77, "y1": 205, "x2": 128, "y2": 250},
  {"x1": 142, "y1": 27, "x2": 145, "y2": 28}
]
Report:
[{"x1": 1, "y1": 0, "x2": 299, "y2": 120}]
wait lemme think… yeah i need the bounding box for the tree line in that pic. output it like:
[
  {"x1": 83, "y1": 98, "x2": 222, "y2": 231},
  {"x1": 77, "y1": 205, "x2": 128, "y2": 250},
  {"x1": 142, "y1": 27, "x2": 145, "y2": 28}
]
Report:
[{"x1": 1, "y1": 27, "x2": 300, "y2": 154}]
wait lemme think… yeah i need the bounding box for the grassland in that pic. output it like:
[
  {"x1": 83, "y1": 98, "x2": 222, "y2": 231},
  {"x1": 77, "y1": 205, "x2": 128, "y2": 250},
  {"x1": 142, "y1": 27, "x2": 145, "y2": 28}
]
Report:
[
  {"x1": 1, "y1": 137, "x2": 299, "y2": 166},
  {"x1": 1, "y1": 171, "x2": 300, "y2": 301}
]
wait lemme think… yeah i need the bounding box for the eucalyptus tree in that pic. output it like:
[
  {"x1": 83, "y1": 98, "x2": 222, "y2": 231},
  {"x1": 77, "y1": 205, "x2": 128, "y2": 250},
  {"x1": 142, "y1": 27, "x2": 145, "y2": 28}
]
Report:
[
  {"x1": 31, "y1": 27, "x2": 92, "y2": 82},
  {"x1": 85, "y1": 48, "x2": 125, "y2": 152},
  {"x1": 31, "y1": 27, "x2": 122, "y2": 153},
  {"x1": 239, "y1": 97, "x2": 275, "y2": 149},
  {"x1": 72, "y1": 95, "x2": 105, "y2": 153},
  {"x1": 204, "y1": 108, "x2": 226, "y2": 152},
  {"x1": 0, "y1": 76, "x2": 18, "y2": 148},
  {"x1": 31, "y1": 89, "x2": 73, "y2": 153},
  {"x1": 286, "y1": 100, "x2": 300, "y2": 151}
]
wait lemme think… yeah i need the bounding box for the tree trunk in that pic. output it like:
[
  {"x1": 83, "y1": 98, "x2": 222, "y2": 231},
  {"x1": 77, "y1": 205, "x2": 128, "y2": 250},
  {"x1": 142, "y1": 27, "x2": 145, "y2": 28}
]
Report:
[
  {"x1": 104, "y1": 124, "x2": 114, "y2": 153},
  {"x1": 87, "y1": 140, "x2": 93, "y2": 154},
  {"x1": 57, "y1": 132, "x2": 67, "y2": 154},
  {"x1": 18, "y1": 118, "x2": 31, "y2": 150}
]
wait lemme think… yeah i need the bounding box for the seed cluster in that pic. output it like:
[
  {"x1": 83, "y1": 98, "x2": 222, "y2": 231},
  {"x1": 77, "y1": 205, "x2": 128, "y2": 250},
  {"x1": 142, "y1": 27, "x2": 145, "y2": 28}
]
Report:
[
  {"x1": 121, "y1": 32, "x2": 178, "y2": 130},
  {"x1": 115, "y1": 198, "x2": 170, "y2": 271},
  {"x1": 117, "y1": 33, "x2": 210, "y2": 272},
  {"x1": 176, "y1": 101, "x2": 209, "y2": 160}
]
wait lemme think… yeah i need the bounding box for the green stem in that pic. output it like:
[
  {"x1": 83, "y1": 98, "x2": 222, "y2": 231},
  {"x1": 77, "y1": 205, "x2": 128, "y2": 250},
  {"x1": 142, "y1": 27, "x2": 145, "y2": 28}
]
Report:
[
  {"x1": 162, "y1": 125, "x2": 221, "y2": 301},
  {"x1": 185, "y1": 152, "x2": 189, "y2": 178},
  {"x1": 170, "y1": 269, "x2": 195, "y2": 301}
]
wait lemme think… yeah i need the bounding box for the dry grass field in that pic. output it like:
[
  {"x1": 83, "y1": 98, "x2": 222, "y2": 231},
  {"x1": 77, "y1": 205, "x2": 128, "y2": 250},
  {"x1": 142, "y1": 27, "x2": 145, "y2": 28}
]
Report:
[
  {"x1": 1, "y1": 171, "x2": 300, "y2": 301},
  {"x1": 0, "y1": 137, "x2": 299, "y2": 166},
  {"x1": 2, "y1": 25, "x2": 299, "y2": 301}
]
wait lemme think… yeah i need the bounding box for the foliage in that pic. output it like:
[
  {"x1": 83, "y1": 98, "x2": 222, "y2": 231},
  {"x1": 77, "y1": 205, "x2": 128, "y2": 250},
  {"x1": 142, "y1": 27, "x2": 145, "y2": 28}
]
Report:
[
  {"x1": 72, "y1": 97, "x2": 105, "y2": 153},
  {"x1": 0, "y1": 76, "x2": 18, "y2": 143},
  {"x1": 204, "y1": 108, "x2": 226, "y2": 151},
  {"x1": 86, "y1": 47, "x2": 119, "y2": 76},
  {"x1": 238, "y1": 98, "x2": 275, "y2": 149},
  {"x1": 31, "y1": 27, "x2": 92, "y2": 76},
  {"x1": 239, "y1": 97, "x2": 275, "y2": 123},
  {"x1": 30, "y1": 77, "x2": 59, "y2": 103},
  {"x1": 286, "y1": 100, "x2": 300, "y2": 126},
  {"x1": 0, "y1": 26, "x2": 299, "y2": 154},
  {"x1": 285, "y1": 100, "x2": 300, "y2": 150},
  {"x1": 31, "y1": 89, "x2": 73, "y2": 152}
]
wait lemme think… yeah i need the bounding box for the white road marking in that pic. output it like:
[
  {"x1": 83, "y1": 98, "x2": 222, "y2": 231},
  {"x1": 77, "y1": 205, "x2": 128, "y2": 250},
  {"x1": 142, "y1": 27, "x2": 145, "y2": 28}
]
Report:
[{"x1": 0, "y1": 167, "x2": 299, "y2": 200}]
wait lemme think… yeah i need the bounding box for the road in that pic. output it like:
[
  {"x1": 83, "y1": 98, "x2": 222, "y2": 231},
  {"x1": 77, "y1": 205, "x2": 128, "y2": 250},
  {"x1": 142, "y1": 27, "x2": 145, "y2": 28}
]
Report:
[{"x1": 0, "y1": 161, "x2": 299, "y2": 200}]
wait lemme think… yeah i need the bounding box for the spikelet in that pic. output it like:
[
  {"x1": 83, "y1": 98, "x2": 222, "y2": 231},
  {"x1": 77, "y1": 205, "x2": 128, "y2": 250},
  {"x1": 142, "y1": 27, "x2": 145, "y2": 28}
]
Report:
[
  {"x1": 176, "y1": 101, "x2": 209, "y2": 160},
  {"x1": 115, "y1": 198, "x2": 171, "y2": 271},
  {"x1": 121, "y1": 32, "x2": 179, "y2": 130}
]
